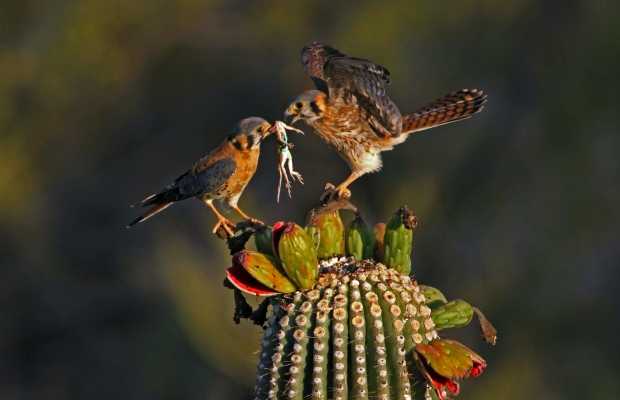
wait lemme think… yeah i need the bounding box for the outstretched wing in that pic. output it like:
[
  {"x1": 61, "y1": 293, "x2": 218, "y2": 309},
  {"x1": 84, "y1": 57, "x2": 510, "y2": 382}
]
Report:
[
  {"x1": 401, "y1": 89, "x2": 487, "y2": 134},
  {"x1": 134, "y1": 158, "x2": 237, "y2": 207},
  {"x1": 301, "y1": 42, "x2": 346, "y2": 94},
  {"x1": 300, "y1": 42, "x2": 402, "y2": 138}
]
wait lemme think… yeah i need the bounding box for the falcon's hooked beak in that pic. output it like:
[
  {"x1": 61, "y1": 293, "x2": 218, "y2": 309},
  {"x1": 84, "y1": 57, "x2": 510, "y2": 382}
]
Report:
[
  {"x1": 261, "y1": 122, "x2": 273, "y2": 137},
  {"x1": 283, "y1": 109, "x2": 300, "y2": 125}
]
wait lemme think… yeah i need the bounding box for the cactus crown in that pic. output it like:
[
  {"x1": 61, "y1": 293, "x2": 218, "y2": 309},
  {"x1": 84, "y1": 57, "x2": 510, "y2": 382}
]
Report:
[{"x1": 225, "y1": 203, "x2": 495, "y2": 400}]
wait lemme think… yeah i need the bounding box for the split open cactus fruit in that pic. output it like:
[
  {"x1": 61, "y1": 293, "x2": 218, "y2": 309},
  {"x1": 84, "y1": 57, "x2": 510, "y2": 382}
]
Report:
[{"x1": 225, "y1": 206, "x2": 494, "y2": 400}]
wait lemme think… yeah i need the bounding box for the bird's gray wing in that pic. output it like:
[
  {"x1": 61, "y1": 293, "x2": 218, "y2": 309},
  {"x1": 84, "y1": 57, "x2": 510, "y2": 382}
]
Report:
[{"x1": 142, "y1": 158, "x2": 237, "y2": 205}]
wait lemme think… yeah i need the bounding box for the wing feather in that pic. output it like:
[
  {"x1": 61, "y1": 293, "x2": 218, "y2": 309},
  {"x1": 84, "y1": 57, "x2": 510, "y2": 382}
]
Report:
[
  {"x1": 138, "y1": 158, "x2": 237, "y2": 206},
  {"x1": 300, "y1": 42, "x2": 402, "y2": 138}
]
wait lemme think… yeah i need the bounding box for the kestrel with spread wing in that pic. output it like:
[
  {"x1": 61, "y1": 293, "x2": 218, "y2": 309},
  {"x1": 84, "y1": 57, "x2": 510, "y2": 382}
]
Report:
[
  {"x1": 284, "y1": 42, "x2": 487, "y2": 199},
  {"x1": 128, "y1": 117, "x2": 272, "y2": 236}
]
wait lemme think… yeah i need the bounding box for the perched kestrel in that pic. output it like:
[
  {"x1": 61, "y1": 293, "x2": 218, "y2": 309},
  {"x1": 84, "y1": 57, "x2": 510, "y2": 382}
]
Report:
[
  {"x1": 284, "y1": 42, "x2": 487, "y2": 199},
  {"x1": 128, "y1": 117, "x2": 272, "y2": 236}
]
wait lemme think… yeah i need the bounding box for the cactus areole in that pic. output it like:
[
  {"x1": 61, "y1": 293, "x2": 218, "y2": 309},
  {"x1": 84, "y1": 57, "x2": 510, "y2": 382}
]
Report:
[{"x1": 224, "y1": 207, "x2": 495, "y2": 400}]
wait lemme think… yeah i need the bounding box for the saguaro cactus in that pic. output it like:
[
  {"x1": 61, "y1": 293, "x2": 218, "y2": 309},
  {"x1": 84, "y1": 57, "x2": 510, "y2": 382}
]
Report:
[{"x1": 226, "y1": 205, "x2": 495, "y2": 400}]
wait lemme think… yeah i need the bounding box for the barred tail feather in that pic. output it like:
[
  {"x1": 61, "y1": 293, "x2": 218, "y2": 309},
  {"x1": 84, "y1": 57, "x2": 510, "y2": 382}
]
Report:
[{"x1": 402, "y1": 89, "x2": 487, "y2": 134}]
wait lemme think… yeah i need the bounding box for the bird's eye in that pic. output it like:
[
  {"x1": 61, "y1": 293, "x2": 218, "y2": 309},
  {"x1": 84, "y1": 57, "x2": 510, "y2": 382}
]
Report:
[
  {"x1": 295, "y1": 102, "x2": 303, "y2": 109},
  {"x1": 256, "y1": 126, "x2": 263, "y2": 133}
]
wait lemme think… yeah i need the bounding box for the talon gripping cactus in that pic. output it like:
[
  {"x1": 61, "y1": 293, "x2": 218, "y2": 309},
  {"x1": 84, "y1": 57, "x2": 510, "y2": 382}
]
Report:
[
  {"x1": 345, "y1": 214, "x2": 376, "y2": 261},
  {"x1": 224, "y1": 205, "x2": 493, "y2": 400}
]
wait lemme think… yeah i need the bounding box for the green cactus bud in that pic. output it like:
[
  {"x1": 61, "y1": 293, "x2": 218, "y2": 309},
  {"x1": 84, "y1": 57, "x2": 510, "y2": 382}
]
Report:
[
  {"x1": 345, "y1": 214, "x2": 376, "y2": 260},
  {"x1": 383, "y1": 206, "x2": 417, "y2": 275},
  {"x1": 233, "y1": 251, "x2": 297, "y2": 293},
  {"x1": 254, "y1": 226, "x2": 276, "y2": 258},
  {"x1": 431, "y1": 300, "x2": 474, "y2": 329},
  {"x1": 273, "y1": 222, "x2": 318, "y2": 289},
  {"x1": 303, "y1": 225, "x2": 320, "y2": 252},
  {"x1": 419, "y1": 285, "x2": 448, "y2": 309},
  {"x1": 373, "y1": 223, "x2": 386, "y2": 262},
  {"x1": 315, "y1": 211, "x2": 345, "y2": 259}
]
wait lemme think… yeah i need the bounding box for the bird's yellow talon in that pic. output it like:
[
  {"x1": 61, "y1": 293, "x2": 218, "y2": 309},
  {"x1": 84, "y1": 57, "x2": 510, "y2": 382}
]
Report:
[
  {"x1": 212, "y1": 218, "x2": 236, "y2": 237},
  {"x1": 336, "y1": 187, "x2": 351, "y2": 200},
  {"x1": 244, "y1": 217, "x2": 264, "y2": 226}
]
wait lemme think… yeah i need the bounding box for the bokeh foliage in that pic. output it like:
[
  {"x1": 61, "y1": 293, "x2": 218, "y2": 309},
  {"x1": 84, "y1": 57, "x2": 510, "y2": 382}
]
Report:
[{"x1": 1, "y1": 0, "x2": 619, "y2": 399}]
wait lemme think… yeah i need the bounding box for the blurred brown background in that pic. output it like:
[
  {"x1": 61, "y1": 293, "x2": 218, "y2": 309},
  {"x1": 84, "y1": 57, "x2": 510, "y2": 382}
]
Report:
[{"x1": 1, "y1": 0, "x2": 619, "y2": 399}]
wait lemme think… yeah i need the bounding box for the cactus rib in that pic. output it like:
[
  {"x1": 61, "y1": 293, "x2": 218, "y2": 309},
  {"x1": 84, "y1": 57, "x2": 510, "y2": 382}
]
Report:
[
  {"x1": 310, "y1": 287, "x2": 334, "y2": 399},
  {"x1": 251, "y1": 258, "x2": 489, "y2": 400},
  {"x1": 348, "y1": 278, "x2": 369, "y2": 399},
  {"x1": 359, "y1": 275, "x2": 389, "y2": 399}
]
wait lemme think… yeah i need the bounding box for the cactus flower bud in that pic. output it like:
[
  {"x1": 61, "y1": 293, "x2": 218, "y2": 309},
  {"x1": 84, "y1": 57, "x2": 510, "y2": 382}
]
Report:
[
  {"x1": 232, "y1": 251, "x2": 297, "y2": 294},
  {"x1": 431, "y1": 300, "x2": 474, "y2": 329},
  {"x1": 345, "y1": 214, "x2": 376, "y2": 261},
  {"x1": 315, "y1": 211, "x2": 345, "y2": 259},
  {"x1": 273, "y1": 222, "x2": 318, "y2": 289},
  {"x1": 383, "y1": 206, "x2": 417, "y2": 275}
]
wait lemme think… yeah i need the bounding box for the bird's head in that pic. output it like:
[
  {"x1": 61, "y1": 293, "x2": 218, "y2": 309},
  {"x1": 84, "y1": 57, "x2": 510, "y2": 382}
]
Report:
[
  {"x1": 284, "y1": 90, "x2": 326, "y2": 125},
  {"x1": 228, "y1": 117, "x2": 272, "y2": 151}
]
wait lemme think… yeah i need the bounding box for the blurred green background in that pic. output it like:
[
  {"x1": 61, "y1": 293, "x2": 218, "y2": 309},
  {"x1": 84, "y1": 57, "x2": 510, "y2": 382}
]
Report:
[{"x1": 1, "y1": 0, "x2": 619, "y2": 399}]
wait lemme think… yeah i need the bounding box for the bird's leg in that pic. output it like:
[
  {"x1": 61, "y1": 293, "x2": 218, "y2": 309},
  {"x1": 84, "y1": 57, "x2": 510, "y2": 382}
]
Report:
[
  {"x1": 320, "y1": 172, "x2": 360, "y2": 202},
  {"x1": 232, "y1": 206, "x2": 264, "y2": 226},
  {"x1": 206, "y1": 201, "x2": 236, "y2": 237}
]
